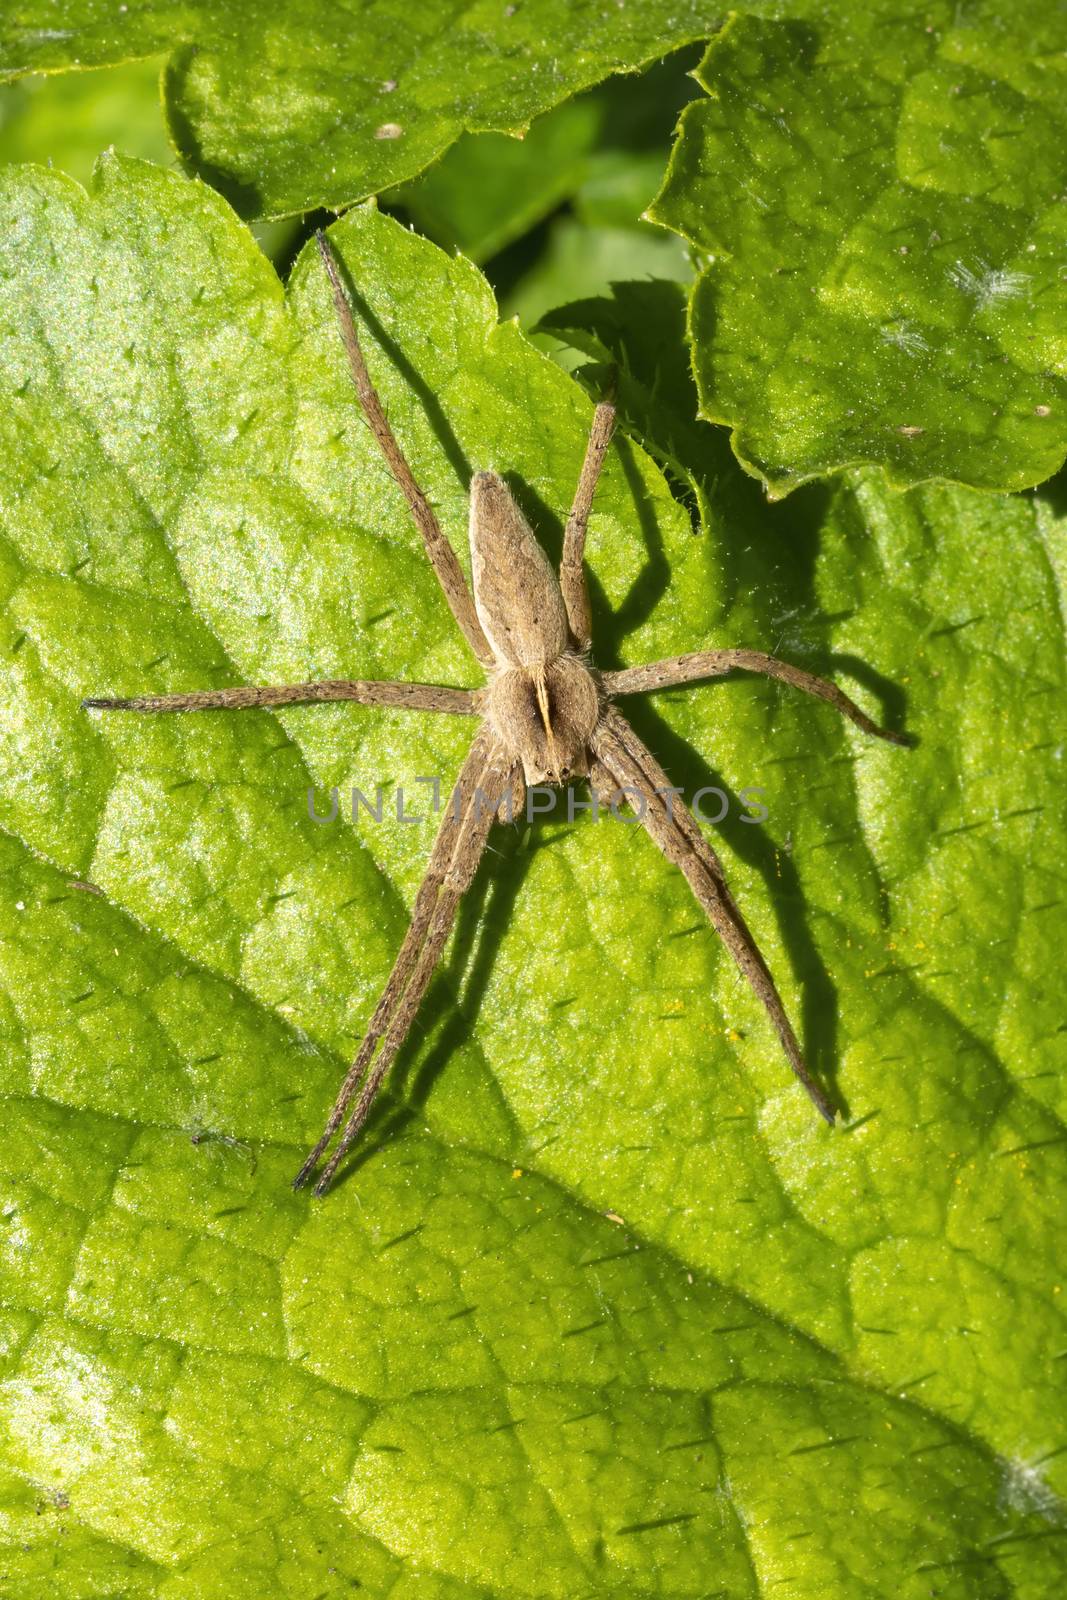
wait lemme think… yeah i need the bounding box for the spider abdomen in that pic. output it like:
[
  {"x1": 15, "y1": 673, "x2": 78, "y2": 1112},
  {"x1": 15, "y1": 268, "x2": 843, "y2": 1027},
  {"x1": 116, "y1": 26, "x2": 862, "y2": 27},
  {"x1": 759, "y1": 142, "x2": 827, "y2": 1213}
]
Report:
[{"x1": 483, "y1": 655, "x2": 600, "y2": 785}]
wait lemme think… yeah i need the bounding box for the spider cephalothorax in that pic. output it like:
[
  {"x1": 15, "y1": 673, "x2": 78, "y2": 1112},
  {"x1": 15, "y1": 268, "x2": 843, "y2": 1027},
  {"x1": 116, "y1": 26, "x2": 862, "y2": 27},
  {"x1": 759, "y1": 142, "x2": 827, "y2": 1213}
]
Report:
[
  {"x1": 470, "y1": 467, "x2": 600, "y2": 786},
  {"x1": 84, "y1": 230, "x2": 908, "y2": 1194}
]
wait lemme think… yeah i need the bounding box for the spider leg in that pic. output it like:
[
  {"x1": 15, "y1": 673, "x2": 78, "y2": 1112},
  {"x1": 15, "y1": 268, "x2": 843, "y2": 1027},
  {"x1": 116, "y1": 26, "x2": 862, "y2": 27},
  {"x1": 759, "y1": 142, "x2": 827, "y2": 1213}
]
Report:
[
  {"x1": 316, "y1": 231, "x2": 494, "y2": 668},
  {"x1": 591, "y1": 706, "x2": 836, "y2": 1124},
  {"x1": 498, "y1": 767, "x2": 525, "y2": 824},
  {"x1": 560, "y1": 400, "x2": 616, "y2": 650},
  {"x1": 311, "y1": 881, "x2": 463, "y2": 1194},
  {"x1": 602, "y1": 649, "x2": 909, "y2": 745},
  {"x1": 293, "y1": 728, "x2": 517, "y2": 1195},
  {"x1": 82, "y1": 681, "x2": 477, "y2": 714}
]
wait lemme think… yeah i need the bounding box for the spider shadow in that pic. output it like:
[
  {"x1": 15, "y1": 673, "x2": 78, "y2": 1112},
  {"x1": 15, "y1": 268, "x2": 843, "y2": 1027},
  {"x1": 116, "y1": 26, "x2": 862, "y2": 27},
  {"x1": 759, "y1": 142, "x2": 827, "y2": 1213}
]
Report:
[
  {"x1": 323, "y1": 816, "x2": 537, "y2": 1186},
  {"x1": 503, "y1": 433, "x2": 673, "y2": 645},
  {"x1": 601, "y1": 438, "x2": 674, "y2": 642},
  {"x1": 410, "y1": 821, "x2": 537, "y2": 1112},
  {"x1": 590, "y1": 450, "x2": 881, "y2": 1116},
  {"x1": 328, "y1": 253, "x2": 472, "y2": 489},
  {"x1": 611, "y1": 691, "x2": 846, "y2": 1114},
  {"x1": 324, "y1": 397, "x2": 919, "y2": 1180}
]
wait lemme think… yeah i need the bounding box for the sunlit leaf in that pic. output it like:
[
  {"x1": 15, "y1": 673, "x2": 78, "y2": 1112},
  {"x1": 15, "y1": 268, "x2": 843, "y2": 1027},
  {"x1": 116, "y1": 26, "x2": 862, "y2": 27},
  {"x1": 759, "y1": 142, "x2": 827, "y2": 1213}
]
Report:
[
  {"x1": 0, "y1": 0, "x2": 717, "y2": 218},
  {"x1": 1, "y1": 157, "x2": 1065, "y2": 1596},
  {"x1": 650, "y1": 8, "x2": 1067, "y2": 494}
]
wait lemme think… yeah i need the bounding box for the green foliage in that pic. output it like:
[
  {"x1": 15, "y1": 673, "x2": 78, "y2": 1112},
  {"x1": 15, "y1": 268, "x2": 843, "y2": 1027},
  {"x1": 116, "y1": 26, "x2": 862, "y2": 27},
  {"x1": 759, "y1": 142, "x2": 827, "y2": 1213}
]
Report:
[
  {"x1": 1, "y1": 156, "x2": 1066, "y2": 1597},
  {"x1": 5, "y1": 0, "x2": 1062, "y2": 490},
  {"x1": 0, "y1": 58, "x2": 171, "y2": 185},
  {"x1": 391, "y1": 49, "x2": 698, "y2": 264},
  {"x1": 388, "y1": 49, "x2": 697, "y2": 339},
  {"x1": 0, "y1": 58, "x2": 303, "y2": 267},
  {"x1": 0, "y1": 0, "x2": 717, "y2": 218},
  {"x1": 651, "y1": 8, "x2": 1067, "y2": 495}
]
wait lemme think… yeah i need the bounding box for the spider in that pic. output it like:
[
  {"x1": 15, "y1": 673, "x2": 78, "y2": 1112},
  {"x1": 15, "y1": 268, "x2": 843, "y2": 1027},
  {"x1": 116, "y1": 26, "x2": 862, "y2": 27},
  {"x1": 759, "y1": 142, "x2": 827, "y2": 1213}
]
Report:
[{"x1": 84, "y1": 231, "x2": 908, "y2": 1195}]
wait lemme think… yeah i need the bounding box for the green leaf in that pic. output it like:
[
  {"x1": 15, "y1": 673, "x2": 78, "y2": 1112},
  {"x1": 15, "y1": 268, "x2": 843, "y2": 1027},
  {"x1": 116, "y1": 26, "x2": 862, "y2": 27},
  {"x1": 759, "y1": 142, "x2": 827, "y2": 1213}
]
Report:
[
  {"x1": 503, "y1": 216, "x2": 691, "y2": 344},
  {"x1": 650, "y1": 8, "x2": 1067, "y2": 496},
  {"x1": 0, "y1": 58, "x2": 171, "y2": 186},
  {"x1": 389, "y1": 98, "x2": 609, "y2": 267},
  {"x1": 0, "y1": 59, "x2": 303, "y2": 269},
  {"x1": 390, "y1": 48, "x2": 698, "y2": 265},
  {"x1": 2, "y1": 156, "x2": 1066, "y2": 1595},
  {"x1": 0, "y1": 0, "x2": 718, "y2": 219},
  {"x1": 538, "y1": 277, "x2": 711, "y2": 512}
]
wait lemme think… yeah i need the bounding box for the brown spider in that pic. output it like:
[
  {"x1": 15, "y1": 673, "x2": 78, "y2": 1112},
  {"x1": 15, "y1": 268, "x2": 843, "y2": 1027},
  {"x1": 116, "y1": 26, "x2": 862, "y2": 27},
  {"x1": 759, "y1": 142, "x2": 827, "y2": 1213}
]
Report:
[{"x1": 84, "y1": 231, "x2": 908, "y2": 1194}]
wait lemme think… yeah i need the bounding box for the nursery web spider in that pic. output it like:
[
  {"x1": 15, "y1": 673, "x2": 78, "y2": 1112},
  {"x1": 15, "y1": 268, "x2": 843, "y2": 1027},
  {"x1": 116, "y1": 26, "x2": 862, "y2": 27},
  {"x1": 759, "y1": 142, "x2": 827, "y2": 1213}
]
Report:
[{"x1": 85, "y1": 231, "x2": 908, "y2": 1194}]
